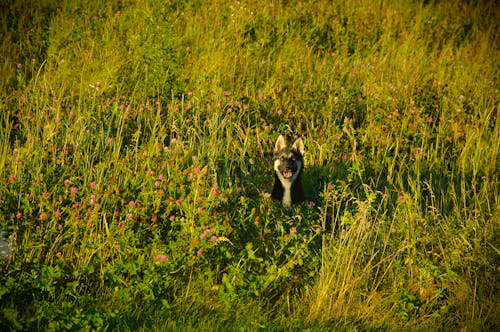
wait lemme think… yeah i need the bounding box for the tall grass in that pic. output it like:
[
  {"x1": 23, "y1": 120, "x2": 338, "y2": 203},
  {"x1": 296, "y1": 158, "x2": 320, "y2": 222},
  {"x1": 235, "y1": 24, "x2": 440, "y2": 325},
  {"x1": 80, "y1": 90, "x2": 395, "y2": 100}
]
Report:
[{"x1": 1, "y1": 0, "x2": 499, "y2": 330}]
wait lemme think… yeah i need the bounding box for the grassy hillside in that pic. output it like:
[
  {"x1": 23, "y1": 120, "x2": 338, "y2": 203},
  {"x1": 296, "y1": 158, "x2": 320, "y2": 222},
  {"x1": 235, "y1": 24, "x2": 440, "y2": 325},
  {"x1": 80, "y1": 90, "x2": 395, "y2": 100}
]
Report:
[{"x1": 1, "y1": 0, "x2": 498, "y2": 330}]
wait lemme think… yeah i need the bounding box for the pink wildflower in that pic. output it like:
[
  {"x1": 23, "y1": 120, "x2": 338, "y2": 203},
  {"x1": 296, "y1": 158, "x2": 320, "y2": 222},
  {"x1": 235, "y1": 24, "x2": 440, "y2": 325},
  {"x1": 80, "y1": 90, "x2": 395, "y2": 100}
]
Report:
[
  {"x1": 156, "y1": 254, "x2": 168, "y2": 262},
  {"x1": 175, "y1": 196, "x2": 185, "y2": 205}
]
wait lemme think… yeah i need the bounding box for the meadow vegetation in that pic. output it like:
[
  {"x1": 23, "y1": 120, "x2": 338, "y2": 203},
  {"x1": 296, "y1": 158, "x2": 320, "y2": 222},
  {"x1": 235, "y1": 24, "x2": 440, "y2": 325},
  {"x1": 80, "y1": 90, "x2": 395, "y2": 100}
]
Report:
[{"x1": 0, "y1": 0, "x2": 499, "y2": 330}]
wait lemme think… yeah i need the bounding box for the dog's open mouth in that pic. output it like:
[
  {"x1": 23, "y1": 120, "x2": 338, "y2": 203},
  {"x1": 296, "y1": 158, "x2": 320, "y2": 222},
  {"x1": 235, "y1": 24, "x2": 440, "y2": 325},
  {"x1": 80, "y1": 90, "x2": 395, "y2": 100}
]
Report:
[{"x1": 282, "y1": 170, "x2": 294, "y2": 179}]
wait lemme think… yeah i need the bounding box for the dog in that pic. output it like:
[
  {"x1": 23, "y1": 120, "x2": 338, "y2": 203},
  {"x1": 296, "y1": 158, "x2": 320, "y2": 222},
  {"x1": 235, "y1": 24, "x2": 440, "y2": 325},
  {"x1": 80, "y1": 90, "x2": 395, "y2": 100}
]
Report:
[{"x1": 271, "y1": 135, "x2": 305, "y2": 208}]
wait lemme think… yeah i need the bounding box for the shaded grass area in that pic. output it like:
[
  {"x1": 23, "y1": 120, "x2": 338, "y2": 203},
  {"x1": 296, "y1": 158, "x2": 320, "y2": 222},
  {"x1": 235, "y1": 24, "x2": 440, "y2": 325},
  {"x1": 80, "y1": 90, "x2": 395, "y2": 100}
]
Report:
[{"x1": 1, "y1": 0, "x2": 499, "y2": 330}]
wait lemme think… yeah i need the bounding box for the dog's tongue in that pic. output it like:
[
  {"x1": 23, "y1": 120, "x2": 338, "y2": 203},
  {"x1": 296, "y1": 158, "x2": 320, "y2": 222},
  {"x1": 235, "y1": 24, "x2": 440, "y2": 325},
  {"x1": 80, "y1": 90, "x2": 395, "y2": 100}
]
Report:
[{"x1": 283, "y1": 170, "x2": 293, "y2": 179}]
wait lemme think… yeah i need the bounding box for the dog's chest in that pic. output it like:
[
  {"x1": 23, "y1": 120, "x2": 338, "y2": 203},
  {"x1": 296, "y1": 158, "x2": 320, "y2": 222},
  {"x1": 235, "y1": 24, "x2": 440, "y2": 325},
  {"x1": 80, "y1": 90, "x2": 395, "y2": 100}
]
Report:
[{"x1": 281, "y1": 182, "x2": 292, "y2": 208}]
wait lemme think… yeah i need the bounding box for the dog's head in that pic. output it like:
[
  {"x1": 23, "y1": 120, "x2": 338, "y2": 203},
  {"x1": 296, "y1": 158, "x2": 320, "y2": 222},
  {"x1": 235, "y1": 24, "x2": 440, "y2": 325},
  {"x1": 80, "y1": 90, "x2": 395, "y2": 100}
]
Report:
[{"x1": 273, "y1": 135, "x2": 304, "y2": 184}]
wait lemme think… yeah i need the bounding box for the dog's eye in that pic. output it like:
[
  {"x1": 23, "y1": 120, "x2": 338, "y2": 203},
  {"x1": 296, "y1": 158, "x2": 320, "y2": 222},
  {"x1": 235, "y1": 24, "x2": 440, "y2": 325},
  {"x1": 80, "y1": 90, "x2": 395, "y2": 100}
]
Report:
[{"x1": 280, "y1": 156, "x2": 285, "y2": 161}]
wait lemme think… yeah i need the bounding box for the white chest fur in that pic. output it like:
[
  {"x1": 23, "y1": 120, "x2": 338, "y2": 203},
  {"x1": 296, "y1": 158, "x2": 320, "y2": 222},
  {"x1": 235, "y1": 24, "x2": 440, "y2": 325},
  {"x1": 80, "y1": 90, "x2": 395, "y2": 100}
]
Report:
[{"x1": 281, "y1": 182, "x2": 292, "y2": 208}]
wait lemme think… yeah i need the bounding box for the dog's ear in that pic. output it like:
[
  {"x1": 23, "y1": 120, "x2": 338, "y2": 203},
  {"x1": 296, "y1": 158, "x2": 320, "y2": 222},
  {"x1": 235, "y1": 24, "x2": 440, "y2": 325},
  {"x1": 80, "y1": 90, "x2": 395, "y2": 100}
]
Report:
[
  {"x1": 292, "y1": 138, "x2": 305, "y2": 155},
  {"x1": 275, "y1": 135, "x2": 286, "y2": 153}
]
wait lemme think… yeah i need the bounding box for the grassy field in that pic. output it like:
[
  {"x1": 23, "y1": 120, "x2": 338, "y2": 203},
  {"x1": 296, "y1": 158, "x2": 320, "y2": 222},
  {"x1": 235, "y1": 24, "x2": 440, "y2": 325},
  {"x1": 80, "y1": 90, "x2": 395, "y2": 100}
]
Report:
[{"x1": 1, "y1": 0, "x2": 499, "y2": 330}]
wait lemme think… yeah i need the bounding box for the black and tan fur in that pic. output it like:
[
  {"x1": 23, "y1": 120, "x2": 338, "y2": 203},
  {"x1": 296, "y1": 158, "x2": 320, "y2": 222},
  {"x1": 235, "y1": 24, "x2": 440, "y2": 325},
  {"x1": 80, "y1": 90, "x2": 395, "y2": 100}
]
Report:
[{"x1": 271, "y1": 135, "x2": 305, "y2": 208}]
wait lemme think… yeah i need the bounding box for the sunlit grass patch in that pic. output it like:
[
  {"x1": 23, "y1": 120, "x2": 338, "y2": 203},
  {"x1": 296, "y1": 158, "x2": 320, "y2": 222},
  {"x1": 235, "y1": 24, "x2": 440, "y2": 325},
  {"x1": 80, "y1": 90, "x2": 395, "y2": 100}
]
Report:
[{"x1": 0, "y1": 0, "x2": 499, "y2": 330}]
